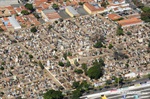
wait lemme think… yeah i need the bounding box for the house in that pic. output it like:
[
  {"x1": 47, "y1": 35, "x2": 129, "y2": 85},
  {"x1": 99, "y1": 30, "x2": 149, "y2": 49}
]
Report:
[
  {"x1": 2, "y1": 17, "x2": 21, "y2": 31},
  {"x1": 117, "y1": 17, "x2": 143, "y2": 27},
  {"x1": 41, "y1": 9, "x2": 61, "y2": 22},
  {"x1": 5, "y1": 6, "x2": 17, "y2": 15},
  {"x1": 67, "y1": 56, "x2": 78, "y2": 65},
  {"x1": 106, "y1": 3, "x2": 131, "y2": 12},
  {"x1": 0, "y1": 7, "x2": 11, "y2": 17},
  {"x1": 107, "y1": 13, "x2": 121, "y2": 20},
  {"x1": 8, "y1": 16, "x2": 21, "y2": 30},
  {"x1": 83, "y1": 3, "x2": 105, "y2": 14},
  {"x1": 65, "y1": 6, "x2": 80, "y2": 17}
]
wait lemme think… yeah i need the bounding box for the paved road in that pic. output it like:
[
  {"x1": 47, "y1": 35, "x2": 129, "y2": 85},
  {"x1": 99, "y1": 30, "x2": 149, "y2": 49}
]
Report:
[
  {"x1": 94, "y1": 85, "x2": 150, "y2": 99},
  {"x1": 81, "y1": 79, "x2": 150, "y2": 99}
]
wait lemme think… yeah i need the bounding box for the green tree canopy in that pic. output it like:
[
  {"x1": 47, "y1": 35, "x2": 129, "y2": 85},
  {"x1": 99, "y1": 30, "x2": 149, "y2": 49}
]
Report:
[
  {"x1": 74, "y1": 69, "x2": 83, "y2": 74},
  {"x1": 43, "y1": 90, "x2": 63, "y2": 99},
  {"x1": 93, "y1": 41, "x2": 103, "y2": 48},
  {"x1": 72, "y1": 81, "x2": 80, "y2": 89},
  {"x1": 21, "y1": 10, "x2": 29, "y2": 15},
  {"x1": 25, "y1": 3, "x2": 34, "y2": 11},
  {"x1": 81, "y1": 63, "x2": 87, "y2": 73},
  {"x1": 87, "y1": 58, "x2": 105, "y2": 79},
  {"x1": 58, "y1": 61, "x2": 64, "y2": 67},
  {"x1": 66, "y1": 60, "x2": 71, "y2": 67},
  {"x1": 52, "y1": 4, "x2": 59, "y2": 10},
  {"x1": 31, "y1": 27, "x2": 37, "y2": 33},
  {"x1": 71, "y1": 81, "x2": 90, "y2": 99},
  {"x1": 39, "y1": 61, "x2": 44, "y2": 70},
  {"x1": 116, "y1": 26, "x2": 124, "y2": 36},
  {"x1": 108, "y1": 43, "x2": 113, "y2": 49}
]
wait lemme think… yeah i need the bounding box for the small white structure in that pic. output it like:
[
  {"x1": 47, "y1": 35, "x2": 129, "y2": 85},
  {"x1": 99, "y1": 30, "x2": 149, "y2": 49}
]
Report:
[
  {"x1": 125, "y1": 72, "x2": 137, "y2": 78},
  {"x1": 8, "y1": 16, "x2": 21, "y2": 30}
]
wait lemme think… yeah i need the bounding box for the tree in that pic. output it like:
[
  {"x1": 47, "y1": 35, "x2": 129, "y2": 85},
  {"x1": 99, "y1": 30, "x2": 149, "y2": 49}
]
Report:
[
  {"x1": 29, "y1": 54, "x2": 33, "y2": 59},
  {"x1": 52, "y1": 4, "x2": 59, "y2": 10},
  {"x1": 43, "y1": 90, "x2": 63, "y2": 99},
  {"x1": 72, "y1": 81, "x2": 80, "y2": 89},
  {"x1": 31, "y1": 27, "x2": 37, "y2": 33},
  {"x1": 126, "y1": 32, "x2": 132, "y2": 35},
  {"x1": 72, "y1": 89, "x2": 82, "y2": 99},
  {"x1": 74, "y1": 69, "x2": 83, "y2": 74},
  {"x1": 21, "y1": 10, "x2": 29, "y2": 15},
  {"x1": 63, "y1": 52, "x2": 72, "y2": 60},
  {"x1": 58, "y1": 61, "x2": 64, "y2": 67},
  {"x1": 25, "y1": 3, "x2": 34, "y2": 11},
  {"x1": 87, "y1": 58, "x2": 105, "y2": 79},
  {"x1": 108, "y1": 43, "x2": 113, "y2": 49},
  {"x1": 0, "y1": 66, "x2": 4, "y2": 70},
  {"x1": 115, "y1": 76, "x2": 124, "y2": 85},
  {"x1": 39, "y1": 61, "x2": 44, "y2": 69},
  {"x1": 93, "y1": 41, "x2": 103, "y2": 48},
  {"x1": 33, "y1": 13, "x2": 40, "y2": 19},
  {"x1": 101, "y1": 1, "x2": 107, "y2": 8},
  {"x1": 132, "y1": 0, "x2": 144, "y2": 8},
  {"x1": 116, "y1": 26, "x2": 124, "y2": 36},
  {"x1": 81, "y1": 63, "x2": 87, "y2": 73},
  {"x1": 66, "y1": 61, "x2": 71, "y2": 67},
  {"x1": 71, "y1": 81, "x2": 90, "y2": 99},
  {"x1": 141, "y1": 12, "x2": 150, "y2": 22},
  {"x1": 141, "y1": 6, "x2": 150, "y2": 13}
]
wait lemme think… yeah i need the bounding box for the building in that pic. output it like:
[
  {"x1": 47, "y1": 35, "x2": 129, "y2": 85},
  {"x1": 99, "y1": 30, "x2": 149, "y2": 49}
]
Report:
[
  {"x1": 125, "y1": 72, "x2": 137, "y2": 78},
  {"x1": 118, "y1": 17, "x2": 143, "y2": 27},
  {"x1": 106, "y1": 3, "x2": 131, "y2": 12},
  {"x1": 8, "y1": 16, "x2": 21, "y2": 30},
  {"x1": 41, "y1": 9, "x2": 61, "y2": 22},
  {"x1": 83, "y1": 3, "x2": 105, "y2": 14},
  {"x1": 67, "y1": 56, "x2": 78, "y2": 65},
  {"x1": 107, "y1": 13, "x2": 121, "y2": 20},
  {"x1": 65, "y1": 6, "x2": 80, "y2": 17},
  {"x1": 107, "y1": 0, "x2": 125, "y2": 4},
  {"x1": 0, "y1": 7, "x2": 11, "y2": 17},
  {"x1": 0, "y1": 0, "x2": 19, "y2": 6}
]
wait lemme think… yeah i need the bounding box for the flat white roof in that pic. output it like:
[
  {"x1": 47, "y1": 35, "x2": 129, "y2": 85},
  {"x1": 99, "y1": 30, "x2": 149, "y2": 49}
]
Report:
[
  {"x1": 66, "y1": 6, "x2": 79, "y2": 15},
  {"x1": 0, "y1": 0, "x2": 18, "y2": 6},
  {"x1": 8, "y1": 16, "x2": 21, "y2": 29}
]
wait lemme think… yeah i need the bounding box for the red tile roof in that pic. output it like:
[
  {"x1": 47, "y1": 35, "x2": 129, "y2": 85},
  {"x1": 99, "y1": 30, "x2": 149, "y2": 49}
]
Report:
[
  {"x1": 108, "y1": 13, "x2": 121, "y2": 20},
  {"x1": 84, "y1": 3, "x2": 105, "y2": 12},
  {"x1": 118, "y1": 18, "x2": 143, "y2": 26},
  {"x1": 46, "y1": 12, "x2": 61, "y2": 19}
]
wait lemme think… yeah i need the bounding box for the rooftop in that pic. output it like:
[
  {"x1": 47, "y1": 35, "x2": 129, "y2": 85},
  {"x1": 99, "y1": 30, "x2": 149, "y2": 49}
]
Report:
[
  {"x1": 84, "y1": 3, "x2": 105, "y2": 12},
  {"x1": 8, "y1": 16, "x2": 21, "y2": 29},
  {"x1": 46, "y1": 12, "x2": 61, "y2": 19},
  {"x1": 108, "y1": 13, "x2": 121, "y2": 20},
  {"x1": 66, "y1": 6, "x2": 79, "y2": 15},
  {"x1": 118, "y1": 18, "x2": 143, "y2": 26}
]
